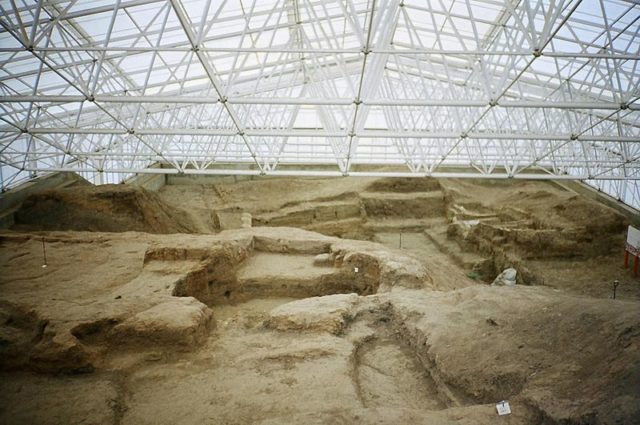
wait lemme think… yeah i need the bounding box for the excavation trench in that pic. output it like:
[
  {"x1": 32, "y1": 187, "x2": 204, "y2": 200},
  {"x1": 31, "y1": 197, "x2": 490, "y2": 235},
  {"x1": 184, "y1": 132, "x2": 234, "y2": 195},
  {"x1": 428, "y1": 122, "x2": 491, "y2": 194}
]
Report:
[
  {"x1": 0, "y1": 229, "x2": 512, "y2": 419},
  {"x1": 179, "y1": 249, "x2": 381, "y2": 330},
  {"x1": 348, "y1": 307, "x2": 452, "y2": 411},
  {"x1": 156, "y1": 245, "x2": 459, "y2": 413},
  {"x1": 168, "y1": 248, "x2": 381, "y2": 308}
]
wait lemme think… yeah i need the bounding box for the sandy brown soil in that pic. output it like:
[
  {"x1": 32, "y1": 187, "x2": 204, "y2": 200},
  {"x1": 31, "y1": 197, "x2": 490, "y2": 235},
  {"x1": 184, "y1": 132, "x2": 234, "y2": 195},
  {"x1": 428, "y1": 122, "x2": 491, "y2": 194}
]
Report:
[
  {"x1": 155, "y1": 176, "x2": 638, "y2": 299},
  {"x1": 1, "y1": 176, "x2": 639, "y2": 425},
  {"x1": 12, "y1": 184, "x2": 197, "y2": 233}
]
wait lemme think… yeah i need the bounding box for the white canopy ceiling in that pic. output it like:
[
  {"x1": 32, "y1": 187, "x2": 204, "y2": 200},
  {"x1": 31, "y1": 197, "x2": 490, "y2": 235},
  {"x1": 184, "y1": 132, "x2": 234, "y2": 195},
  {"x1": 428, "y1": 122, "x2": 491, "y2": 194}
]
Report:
[{"x1": 0, "y1": 0, "x2": 639, "y2": 207}]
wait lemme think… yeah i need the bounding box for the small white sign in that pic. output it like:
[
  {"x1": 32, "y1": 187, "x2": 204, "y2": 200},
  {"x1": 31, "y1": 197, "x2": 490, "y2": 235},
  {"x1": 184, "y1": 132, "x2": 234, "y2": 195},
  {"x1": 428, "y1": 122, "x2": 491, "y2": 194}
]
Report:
[
  {"x1": 496, "y1": 400, "x2": 511, "y2": 416},
  {"x1": 627, "y1": 226, "x2": 640, "y2": 255},
  {"x1": 354, "y1": 267, "x2": 359, "y2": 273}
]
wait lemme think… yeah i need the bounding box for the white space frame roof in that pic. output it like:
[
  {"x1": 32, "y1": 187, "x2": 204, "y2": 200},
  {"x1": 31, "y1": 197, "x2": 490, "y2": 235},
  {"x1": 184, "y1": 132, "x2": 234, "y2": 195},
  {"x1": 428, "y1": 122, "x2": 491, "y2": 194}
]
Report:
[{"x1": 0, "y1": 0, "x2": 639, "y2": 207}]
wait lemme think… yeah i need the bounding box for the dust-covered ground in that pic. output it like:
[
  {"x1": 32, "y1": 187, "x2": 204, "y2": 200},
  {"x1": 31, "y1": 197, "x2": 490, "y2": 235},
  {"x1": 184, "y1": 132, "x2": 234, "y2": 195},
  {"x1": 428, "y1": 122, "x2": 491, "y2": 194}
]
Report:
[
  {"x1": 1, "y1": 176, "x2": 639, "y2": 425},
  {"x1": 155, "y1": 176, "x2": 638, "y2": 299}
]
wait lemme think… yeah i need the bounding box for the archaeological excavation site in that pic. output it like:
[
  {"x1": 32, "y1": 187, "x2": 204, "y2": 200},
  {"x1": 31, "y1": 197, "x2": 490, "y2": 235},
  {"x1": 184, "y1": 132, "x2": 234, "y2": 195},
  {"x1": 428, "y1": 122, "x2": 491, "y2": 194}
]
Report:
[
  {"x1": 1, "y1": 172, "x2": 639, "y2": 425},
  {"x1": 1, "y1": 1, "x2": 640, "y2": 424}
]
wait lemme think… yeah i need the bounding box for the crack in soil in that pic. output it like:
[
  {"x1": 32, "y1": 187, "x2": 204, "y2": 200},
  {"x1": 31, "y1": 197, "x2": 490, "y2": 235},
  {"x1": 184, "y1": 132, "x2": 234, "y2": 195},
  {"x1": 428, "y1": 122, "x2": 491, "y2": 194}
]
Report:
[{"x1": 109, "y1": 373, "x2": 130, "y2": 425}]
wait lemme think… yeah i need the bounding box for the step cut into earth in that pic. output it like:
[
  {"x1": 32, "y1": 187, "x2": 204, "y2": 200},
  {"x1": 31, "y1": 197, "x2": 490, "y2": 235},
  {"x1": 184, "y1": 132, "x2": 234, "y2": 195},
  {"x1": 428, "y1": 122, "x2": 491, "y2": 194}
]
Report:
[{"x1": 0, "y1": 175, "x2": 638, "y2": 425}]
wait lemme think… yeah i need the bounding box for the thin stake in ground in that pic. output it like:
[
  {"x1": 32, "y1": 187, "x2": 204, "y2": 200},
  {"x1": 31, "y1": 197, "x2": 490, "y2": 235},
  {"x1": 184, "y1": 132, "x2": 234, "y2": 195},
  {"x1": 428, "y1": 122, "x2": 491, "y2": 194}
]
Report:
[{"x1": 41, "y1": 236, "x2": 47, "y2": 268}]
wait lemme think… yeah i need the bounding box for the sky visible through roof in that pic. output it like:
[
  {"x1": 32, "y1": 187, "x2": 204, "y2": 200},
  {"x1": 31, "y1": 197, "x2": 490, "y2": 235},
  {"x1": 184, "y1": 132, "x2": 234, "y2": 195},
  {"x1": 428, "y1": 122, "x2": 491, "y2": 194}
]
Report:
[{"x1": 0, "y1": 0, "x2": 638, "y2": 208}]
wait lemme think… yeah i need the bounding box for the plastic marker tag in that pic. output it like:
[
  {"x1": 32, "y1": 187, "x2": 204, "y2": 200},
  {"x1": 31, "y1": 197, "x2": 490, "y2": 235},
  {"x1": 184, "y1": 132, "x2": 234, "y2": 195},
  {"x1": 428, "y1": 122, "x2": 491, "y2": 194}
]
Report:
[
  {"x1": 496, "y1": 400, "x2": 511, "y2": 416},
  {"x1": 354, "y1": 267, "x2": 359, "y2": 273}
]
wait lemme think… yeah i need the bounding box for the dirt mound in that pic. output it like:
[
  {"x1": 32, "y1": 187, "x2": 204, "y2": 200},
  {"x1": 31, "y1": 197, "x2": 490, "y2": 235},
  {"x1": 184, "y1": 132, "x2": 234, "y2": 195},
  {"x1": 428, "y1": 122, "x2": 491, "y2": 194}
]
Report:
[
  {"x1": 365, "y1": 177, "x2": 441, "y2": 193},
  {"x1": 12, "y1": 185, "x2": 197, "y2": 233},
  {"x1": 392, "y1": 285, "x2": 640, "y2": 424},
  {"x1": 440, "y1": 179, "x2": 632, "y2": 286},
  {"x1": 0, "y1": 301, "x2": 47, "y2": 370},
  {"x1": 499, "y1": 190, "x2": 627, "y2": 234},
  {"x1": 503, "y1": 189, "x2": 557, "y2": 202},
  {"x1": 552, "y1": 196, "x2": 627, "y2": 234}
]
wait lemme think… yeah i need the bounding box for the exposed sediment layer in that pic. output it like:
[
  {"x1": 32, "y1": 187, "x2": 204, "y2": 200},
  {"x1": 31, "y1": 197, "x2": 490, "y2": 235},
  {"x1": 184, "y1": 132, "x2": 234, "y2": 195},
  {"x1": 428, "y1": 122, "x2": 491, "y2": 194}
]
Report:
[
  {"x1": 0, "y1": 227, "x2": 428, "y2": 374},
  {"x1": 12, "y1": 184, "x2": 197, "y2": 233},
  {"x1": 1, "y1": 175, "x2": 638, "y2": 425}
]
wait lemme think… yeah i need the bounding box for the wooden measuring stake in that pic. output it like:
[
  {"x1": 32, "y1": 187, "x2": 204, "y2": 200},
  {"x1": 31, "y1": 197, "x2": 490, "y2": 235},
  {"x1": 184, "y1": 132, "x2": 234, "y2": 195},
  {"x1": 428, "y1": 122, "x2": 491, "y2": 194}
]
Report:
[{"x1": 41, "y1": 236, "x2": 47, "y2": 268}]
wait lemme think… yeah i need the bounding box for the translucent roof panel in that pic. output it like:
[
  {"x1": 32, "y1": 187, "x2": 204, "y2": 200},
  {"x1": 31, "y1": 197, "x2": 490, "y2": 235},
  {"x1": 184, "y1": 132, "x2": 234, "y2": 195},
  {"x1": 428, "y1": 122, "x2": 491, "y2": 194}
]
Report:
[{"x1": 0, "y1": 0, "x2": 638, "y2": 208}]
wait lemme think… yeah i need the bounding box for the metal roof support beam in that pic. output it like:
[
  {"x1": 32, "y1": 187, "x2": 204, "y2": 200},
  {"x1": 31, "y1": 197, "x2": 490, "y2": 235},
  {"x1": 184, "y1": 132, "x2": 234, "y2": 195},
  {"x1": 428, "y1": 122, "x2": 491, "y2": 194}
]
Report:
[{"x1": 168, "y1": 0, "x2": 263, "y2": 173}]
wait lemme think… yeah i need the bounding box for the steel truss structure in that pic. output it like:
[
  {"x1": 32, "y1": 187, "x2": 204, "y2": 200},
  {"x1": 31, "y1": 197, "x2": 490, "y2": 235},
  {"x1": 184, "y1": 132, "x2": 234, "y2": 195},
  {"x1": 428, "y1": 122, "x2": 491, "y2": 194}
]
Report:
[{"x1": 0, "y1": 0, "x2": 639, "y2": 207}]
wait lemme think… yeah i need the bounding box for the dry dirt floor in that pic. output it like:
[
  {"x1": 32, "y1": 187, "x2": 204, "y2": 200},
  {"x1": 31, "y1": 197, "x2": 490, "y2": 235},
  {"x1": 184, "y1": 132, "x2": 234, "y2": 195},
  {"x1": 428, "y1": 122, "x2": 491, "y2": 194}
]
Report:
[{"x1": 1, "y1": 176, "x2": 639, "y2": 425}]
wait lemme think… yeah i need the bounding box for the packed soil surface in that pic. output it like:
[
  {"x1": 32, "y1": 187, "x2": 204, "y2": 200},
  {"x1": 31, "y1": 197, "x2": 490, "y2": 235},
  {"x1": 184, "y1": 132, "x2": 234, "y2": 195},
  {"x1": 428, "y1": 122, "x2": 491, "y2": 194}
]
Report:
[
  {"x1": 1, "y1": 176, "x2": 638, "y2": 425},
  {"x1": 156, "y1": 176, "x2": 638, "y2": 299}
]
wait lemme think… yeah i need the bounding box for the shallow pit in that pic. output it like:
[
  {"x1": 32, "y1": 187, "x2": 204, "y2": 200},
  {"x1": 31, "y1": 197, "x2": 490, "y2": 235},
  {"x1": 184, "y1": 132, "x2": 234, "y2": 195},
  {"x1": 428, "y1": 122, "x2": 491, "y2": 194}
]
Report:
[
  {"x1": 233, "y1": 252, "x2": 374, "y2": 300},
  {"x1": 190, "y1": 247, "x2": 382, "y2": 308}
]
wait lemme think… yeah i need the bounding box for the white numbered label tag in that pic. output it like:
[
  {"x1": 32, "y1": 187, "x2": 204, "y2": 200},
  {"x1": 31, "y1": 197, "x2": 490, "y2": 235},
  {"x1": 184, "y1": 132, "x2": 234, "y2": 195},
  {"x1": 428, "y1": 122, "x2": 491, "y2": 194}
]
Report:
[{"x1": 496, "y1": 401, "x2": 511, "y2": 416}]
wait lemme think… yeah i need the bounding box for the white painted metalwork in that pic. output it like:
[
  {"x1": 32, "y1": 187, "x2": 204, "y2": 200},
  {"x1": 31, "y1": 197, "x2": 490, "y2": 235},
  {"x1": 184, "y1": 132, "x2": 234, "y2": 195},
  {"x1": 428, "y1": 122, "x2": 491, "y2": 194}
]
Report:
[{"x1": 0, "y1": 0, "x2": 639, "y2": 208}]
